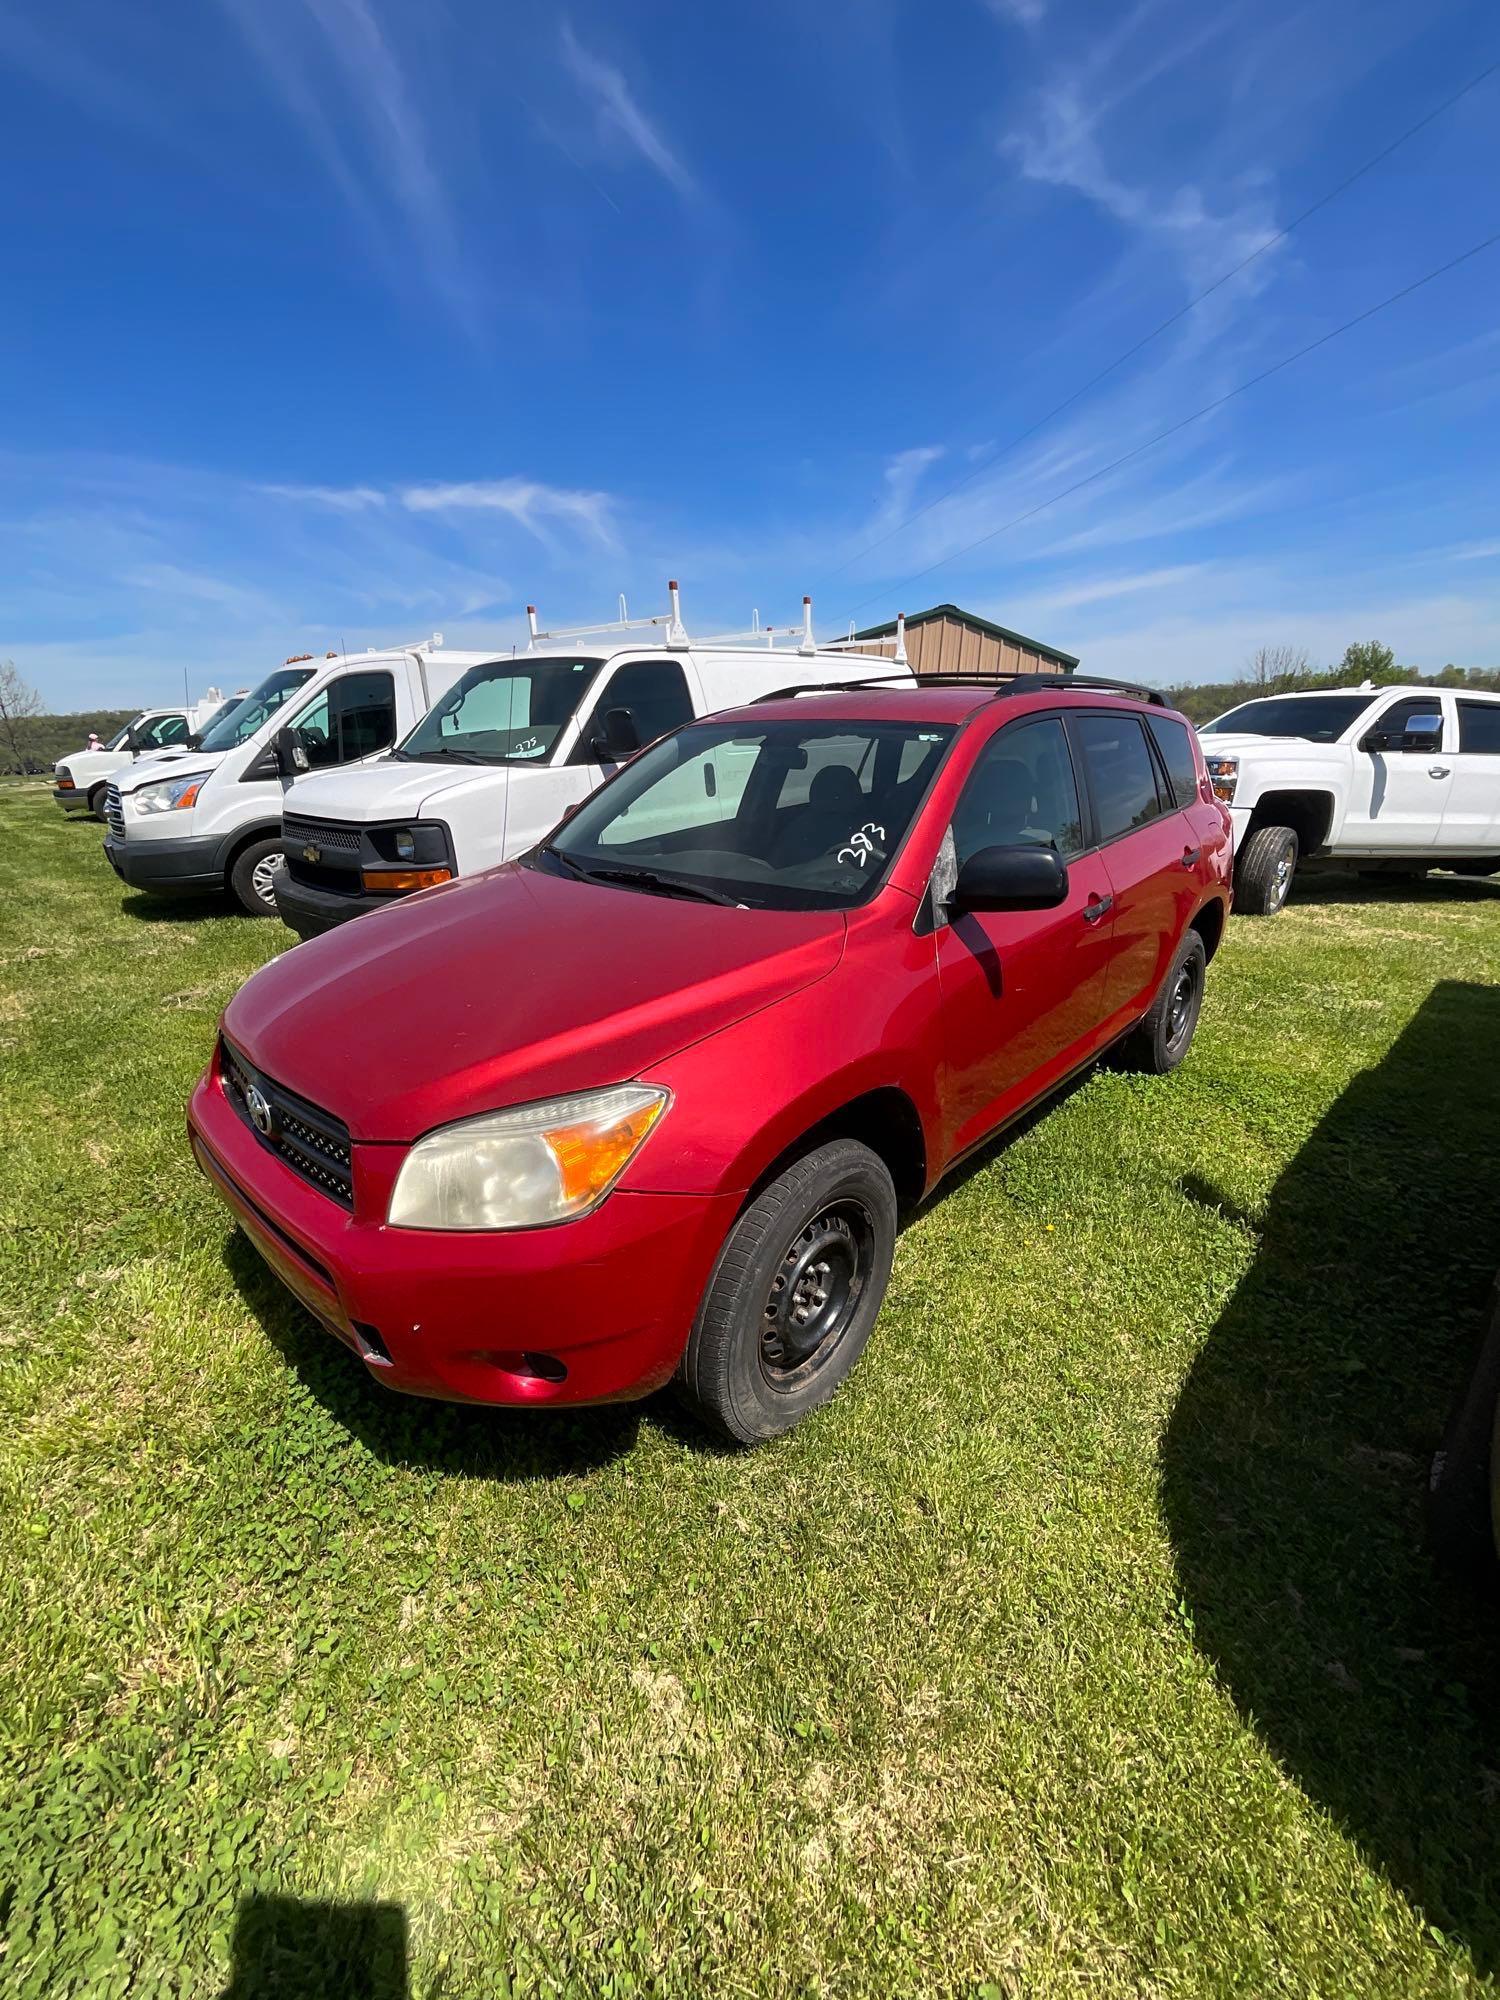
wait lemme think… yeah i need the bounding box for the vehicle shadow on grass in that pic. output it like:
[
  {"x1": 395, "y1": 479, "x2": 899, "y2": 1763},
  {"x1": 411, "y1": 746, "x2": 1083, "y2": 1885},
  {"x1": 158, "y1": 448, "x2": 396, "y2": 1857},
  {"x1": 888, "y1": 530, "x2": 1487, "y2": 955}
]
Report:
[
  {"x1": 1162, "y1": 979, "x2": 1500, "y2": 1967},
  {"x1": 223, "y1": 1893, "x2": 408, "y2": 1998},
  {"x1": 118, "y1": 891, "x2": 232, "y2": 923},
  {"x1": 225, "y1": 1232, "x2": 652, "y2": 1480},
  {"x1": 1289, "y1": 867, "x2": 1500, "y2": 911}
]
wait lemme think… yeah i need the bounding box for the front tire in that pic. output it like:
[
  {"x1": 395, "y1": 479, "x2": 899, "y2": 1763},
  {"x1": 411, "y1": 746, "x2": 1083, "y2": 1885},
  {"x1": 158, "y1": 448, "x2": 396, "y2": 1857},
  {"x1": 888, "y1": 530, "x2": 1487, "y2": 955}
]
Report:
[
  {"x1": 676, "y1": 1138, "x2": 897, "y2": 1444},
  {"x1": 87, "y1": 783, "x2": 108, "y2": 820},
  {"x1": 230, "y1": 837, "x2": 287, "y2": 916},
  {"x1": 1235, "y1": 824, "x2": 1298, "y2": 915},
  {"x1": 1120, "y1": 929, "x2": 1206, "y2": 1075}
]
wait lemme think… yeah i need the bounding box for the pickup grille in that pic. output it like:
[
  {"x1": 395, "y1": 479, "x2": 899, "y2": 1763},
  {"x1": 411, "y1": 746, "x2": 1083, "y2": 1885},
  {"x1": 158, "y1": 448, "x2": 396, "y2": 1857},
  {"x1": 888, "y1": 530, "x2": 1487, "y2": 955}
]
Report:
[
  {"x1": 220, "y1": 1038, "x2": 355, "y2": 1209},
  {"x1": 104, "y1": 783, "x2": 125, "y2": 843}
]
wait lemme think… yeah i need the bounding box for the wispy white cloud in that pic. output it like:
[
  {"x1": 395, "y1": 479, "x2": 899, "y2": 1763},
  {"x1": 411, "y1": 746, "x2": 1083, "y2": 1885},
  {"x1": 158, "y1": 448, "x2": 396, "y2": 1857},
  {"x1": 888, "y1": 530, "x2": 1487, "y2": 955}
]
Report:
[
  {"x1": 558, "y1": 21, "x2": 701, "y2": 203},
  {"x1": 1450, "y1": 540, "x2": 1500, "y2": 564},
  {"x1": 401, "y1": 477, "x2": 618, "y2": 548},
  {"x1": 983, "y1": 0, "x2": 1046, "y2": 25},
  {"x1": 872, "y1": 447, "x2": 943, "y2": 531},
  {"x1": 261, "y1": 483, "x2": 389, "y2": 511},
  {"x1": 1010, "y1": 563, "x2": 1206, "y2": 614},
  {"x1": 217, "y1": 0, "x2": 476, "y2": 331}
]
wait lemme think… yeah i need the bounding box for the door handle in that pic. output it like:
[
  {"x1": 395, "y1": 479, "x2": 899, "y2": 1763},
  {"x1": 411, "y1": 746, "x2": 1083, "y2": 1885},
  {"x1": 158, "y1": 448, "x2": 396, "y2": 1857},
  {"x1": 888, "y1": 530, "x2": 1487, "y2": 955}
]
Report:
[
  {"x1": 1180, "y1": 846, "x2": 1202, "y2": 868},
  {"x1": 1429, "y1": 764, "x2": 1451, "y2": 778},
  {"x1": 1083, "y1": 893, "x2": 1114, "y2": 924}
]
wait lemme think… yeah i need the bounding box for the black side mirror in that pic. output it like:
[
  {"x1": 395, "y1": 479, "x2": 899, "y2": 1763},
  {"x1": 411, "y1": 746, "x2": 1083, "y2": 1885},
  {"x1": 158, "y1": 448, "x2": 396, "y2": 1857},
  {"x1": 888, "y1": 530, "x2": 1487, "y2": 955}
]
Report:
[
  {"x1": 591, "y1": 706, "x2": 641, "y2": 762},
  {"x1": 950, "y1": 844, "x2": 1069, "y2": 914},
  {"x1": 1361, "y1": 712, "x2": 1441, "y2": 754},
  {"x1": 273, "y1": 725, "x2": 310, "y2": 779}
]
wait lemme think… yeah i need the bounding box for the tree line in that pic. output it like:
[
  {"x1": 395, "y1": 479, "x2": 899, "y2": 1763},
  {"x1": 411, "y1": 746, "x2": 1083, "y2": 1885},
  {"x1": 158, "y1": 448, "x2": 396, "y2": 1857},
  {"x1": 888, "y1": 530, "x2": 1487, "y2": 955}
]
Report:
[
  {"x1": 1166, "y1": 641, "x2": 1500, "y2": 725},
  {"x1": 0, "y1": 663, "x2": 136, "y2": 775}
]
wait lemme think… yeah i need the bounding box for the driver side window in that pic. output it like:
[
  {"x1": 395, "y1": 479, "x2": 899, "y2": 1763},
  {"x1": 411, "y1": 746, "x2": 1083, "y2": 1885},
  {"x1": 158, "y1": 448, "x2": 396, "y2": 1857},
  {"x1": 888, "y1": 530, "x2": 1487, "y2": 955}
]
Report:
[
  {"x1": 573, "y1": 661, "x2": 694, "y2": 764},
  {"x1": 1371, "y1": 695, "x2": 1442, "y2": 747},
  {"x1": 951, "y1": 717, "x2": 1085, "y2": 867},
  {"x1": 292, "y1": 672, "x2": 397, "y2": 768}
]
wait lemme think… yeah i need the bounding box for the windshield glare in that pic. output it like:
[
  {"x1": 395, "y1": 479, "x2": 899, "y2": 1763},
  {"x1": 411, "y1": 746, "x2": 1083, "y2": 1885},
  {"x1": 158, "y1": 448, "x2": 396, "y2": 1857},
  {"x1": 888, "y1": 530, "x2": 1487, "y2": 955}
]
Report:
[
  {"x1": 105, "y1": 725, "x2": 133, "y2": 751},
  {"x1": 1201, "y1": 693, "x2": 1377, "y2": 742},
  {"x1": 400, "y1": 658, "x2": 604, "y2": 764},
  {"x1": 533, "y1": 717, "x2": 955, "y2": 910},
  {"x1": 197, "y1": 668, "x2": 316, "y2": 752}
]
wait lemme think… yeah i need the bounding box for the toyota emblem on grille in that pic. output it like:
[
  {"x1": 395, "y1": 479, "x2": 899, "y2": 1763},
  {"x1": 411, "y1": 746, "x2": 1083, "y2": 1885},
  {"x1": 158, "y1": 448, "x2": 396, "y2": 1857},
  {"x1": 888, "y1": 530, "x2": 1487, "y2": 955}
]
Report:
[
  {"x1": 245, "y1": 1083, "x2": 276, "y2": 1138},
  {"x1": 302, "y1": 842, "x2": 321, "y2": 865}
]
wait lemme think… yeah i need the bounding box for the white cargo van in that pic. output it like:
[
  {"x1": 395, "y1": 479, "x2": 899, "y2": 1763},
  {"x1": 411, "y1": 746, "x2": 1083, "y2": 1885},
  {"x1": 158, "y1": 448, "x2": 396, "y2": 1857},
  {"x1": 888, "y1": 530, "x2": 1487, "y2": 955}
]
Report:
[
  {"x1": 102, "y1": 640, "x2": 496, "y2": 914},
  {"x1": 53, "y1": 691, "x2": 241, "y2": 820},
  {"x1": 274, "y1": 585, "x2": 916, "y2": 938}
]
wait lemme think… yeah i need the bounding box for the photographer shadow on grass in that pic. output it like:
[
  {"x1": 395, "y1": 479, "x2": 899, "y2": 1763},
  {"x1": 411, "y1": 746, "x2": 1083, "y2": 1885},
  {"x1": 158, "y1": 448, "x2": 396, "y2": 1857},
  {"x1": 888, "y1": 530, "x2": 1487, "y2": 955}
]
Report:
[
  {"x1": 1163, "y1": 978, "x2": 1500, "y2": 1967},
  {"x1": 223, "y1": 1894, "x2": 407, "y2": 1999}
]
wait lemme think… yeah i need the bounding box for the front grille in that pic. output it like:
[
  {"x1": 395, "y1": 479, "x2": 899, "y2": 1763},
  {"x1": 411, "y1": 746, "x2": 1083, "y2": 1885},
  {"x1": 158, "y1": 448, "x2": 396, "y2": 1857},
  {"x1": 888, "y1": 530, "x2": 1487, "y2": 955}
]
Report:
[
  {"x1": 282, "y1": 814, "x2": 364, "y2": 891},
  {"x1": 105, "y1": 783, "x2": 124, "y2": 842},
  {"x1": 221, "y1": 1038, "x2": 354, "y2": 1209}
]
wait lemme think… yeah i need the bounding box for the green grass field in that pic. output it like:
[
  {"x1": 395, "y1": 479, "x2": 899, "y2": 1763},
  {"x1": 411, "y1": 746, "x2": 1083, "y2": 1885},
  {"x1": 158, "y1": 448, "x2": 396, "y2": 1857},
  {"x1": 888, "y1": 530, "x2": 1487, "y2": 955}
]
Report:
[{"x1": 4, "y1": 777, "x2": 1500, "y2": 1999}]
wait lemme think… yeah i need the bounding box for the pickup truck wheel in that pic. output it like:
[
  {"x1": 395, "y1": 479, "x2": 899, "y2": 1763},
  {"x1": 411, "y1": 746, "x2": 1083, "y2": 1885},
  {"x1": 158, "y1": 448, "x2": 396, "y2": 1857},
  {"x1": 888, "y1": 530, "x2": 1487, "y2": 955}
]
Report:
[
  {"x1": 87, "y1": 783, "x2": 108, "y2": 820},
  {"x1": 230, "y1": 838, "x2": 287, "y2": 916},
  {"x1": 1235, "y1": 824, "x2": 1298, "y2": 915},
  {"x1": 1120, "y1": 930, "x2": 1206, "y2": 1076},
  {"x1": 676, "y1": 1138, "x2": 897, "y2": 1444}
]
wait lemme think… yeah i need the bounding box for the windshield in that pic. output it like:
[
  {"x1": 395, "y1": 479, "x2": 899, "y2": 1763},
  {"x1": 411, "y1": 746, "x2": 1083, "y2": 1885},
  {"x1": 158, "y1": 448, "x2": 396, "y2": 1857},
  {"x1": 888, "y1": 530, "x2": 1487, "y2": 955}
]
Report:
[
  {"x1": 105, "y1": 724, "x2": 134, "y2": 751},
  {"x1": 1201, "y1": 693, "x2": 1377, "y2": 742},
  {"x1": 197, "y1": 668, "x2": 316, "y2": 752},
  {"x1": 399, "y1": 657, "x2": 604, "y2": 765},
  {"x1": 530, "y1": 716, "x2": 955, "y2": 911},
  {"x1": 192, "y1": 696, "x2": 243, "y2": 740}
]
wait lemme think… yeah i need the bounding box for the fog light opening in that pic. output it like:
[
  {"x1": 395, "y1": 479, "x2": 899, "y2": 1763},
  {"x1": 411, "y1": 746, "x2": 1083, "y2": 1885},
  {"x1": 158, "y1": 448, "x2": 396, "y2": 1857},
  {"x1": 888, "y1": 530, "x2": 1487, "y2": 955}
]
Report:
[
  {"x1": 471, "y1": 1349, "x2": 569, "y2": 1384},
  {"x1": 351, "y1": 1320, "x2": 393, "y2": 1366}
]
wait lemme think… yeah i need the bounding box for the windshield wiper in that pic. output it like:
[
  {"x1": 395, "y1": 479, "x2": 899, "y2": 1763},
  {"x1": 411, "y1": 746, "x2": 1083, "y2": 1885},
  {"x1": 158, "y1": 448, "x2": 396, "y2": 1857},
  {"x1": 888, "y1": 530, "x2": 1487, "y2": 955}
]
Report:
[
  {"x1": 544, "y1": 852, "x2": 744, "y2": 905},
  {"x1": 396, "y1": 745, "x2": 492, "y2": 765}
]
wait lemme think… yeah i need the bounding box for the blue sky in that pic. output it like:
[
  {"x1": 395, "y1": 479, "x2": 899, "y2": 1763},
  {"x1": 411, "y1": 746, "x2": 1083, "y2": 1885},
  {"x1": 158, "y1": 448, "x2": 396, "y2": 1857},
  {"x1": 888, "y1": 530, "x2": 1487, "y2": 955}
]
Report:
[{"x1": 3, "y1": 0, "x2": 1498, "y2": 708}]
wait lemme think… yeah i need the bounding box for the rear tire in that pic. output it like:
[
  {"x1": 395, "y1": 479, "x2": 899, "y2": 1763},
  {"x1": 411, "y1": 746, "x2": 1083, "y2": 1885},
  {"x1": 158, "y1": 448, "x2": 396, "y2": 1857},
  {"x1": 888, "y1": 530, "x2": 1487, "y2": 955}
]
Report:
[
  {"x1": 1234, "y1": 824, "x2": 1298, "y2": 915},
  {"x1": 676, "y1": 1138, "x2": 897, "y2": 1444},
  {"x1": 230, "y1": 837, "x2": 287, "y2": 917},
  {"x1": 1120, "y1": 930, "x2": 1206, "y2": 1076}
]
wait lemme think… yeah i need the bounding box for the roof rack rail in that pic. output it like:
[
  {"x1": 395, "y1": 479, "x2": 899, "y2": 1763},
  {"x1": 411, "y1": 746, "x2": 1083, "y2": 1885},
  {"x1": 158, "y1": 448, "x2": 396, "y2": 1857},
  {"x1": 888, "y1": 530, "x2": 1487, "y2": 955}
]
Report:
[
  {"x1": 526, "y1": 581, "x2": 838, "y2": 657},
  {"x1": 755, "y1": 671, "x2": 1168, "y2": 707}
]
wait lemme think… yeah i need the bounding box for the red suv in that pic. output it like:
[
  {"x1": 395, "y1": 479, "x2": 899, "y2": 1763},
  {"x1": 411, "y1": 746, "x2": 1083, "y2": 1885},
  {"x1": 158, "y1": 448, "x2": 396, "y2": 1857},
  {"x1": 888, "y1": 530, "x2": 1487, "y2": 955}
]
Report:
[{"x1": 188, "y1": 676, "x2": 1231, "y2": 1442}]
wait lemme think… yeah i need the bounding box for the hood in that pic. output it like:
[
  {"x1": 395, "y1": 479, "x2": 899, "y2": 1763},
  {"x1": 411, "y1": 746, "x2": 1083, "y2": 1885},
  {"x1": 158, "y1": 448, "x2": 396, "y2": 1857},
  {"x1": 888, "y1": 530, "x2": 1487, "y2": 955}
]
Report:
[
  {"x1": 222, "y1": 862, "x2": 846, "y2": 1142},
  {"x1": 287, "y1": 757, "x2": 504, "y2": 822},
  {"x1": 114, "y1": 748, "x2": 227, "y2": 793},
  {"x1": 1198, "y1": 731, "x2": 1344, "y2": 762}
]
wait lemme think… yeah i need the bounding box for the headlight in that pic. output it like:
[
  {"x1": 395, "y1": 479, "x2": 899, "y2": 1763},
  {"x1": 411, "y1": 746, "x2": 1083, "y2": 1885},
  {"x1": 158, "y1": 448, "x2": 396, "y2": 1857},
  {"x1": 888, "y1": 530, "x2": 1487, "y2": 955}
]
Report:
[
  {"x1": 388, "y1": 1082, "x2": 670, "y2": 1231},
  {"x1": 132, "y1": 770, "x2": 210, "y2": 815},
  {"x1": 1204, "y1": 756, "x2": 1238, "y2": 804}
]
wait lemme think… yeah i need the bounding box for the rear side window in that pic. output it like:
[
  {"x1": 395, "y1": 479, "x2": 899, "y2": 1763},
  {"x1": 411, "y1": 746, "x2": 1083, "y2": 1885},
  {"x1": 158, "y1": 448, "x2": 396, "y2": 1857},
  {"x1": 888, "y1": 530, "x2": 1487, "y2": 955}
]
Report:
[
  {"x1": 1147, "y1": 715, "x2": 1201, "y2": 807},
  {"x1": 1074, "y1": 715, "x2": 1164, "y2": 843},
  {"x1": 575, "y1": 661, "x2": 694, "y2": 762},
  {"x1": 952, "y1": 717, "x2": 1084, "y2": 865},
  {"x1": 1457, "y1": 700, "x2": 1500, "y2": 753}
]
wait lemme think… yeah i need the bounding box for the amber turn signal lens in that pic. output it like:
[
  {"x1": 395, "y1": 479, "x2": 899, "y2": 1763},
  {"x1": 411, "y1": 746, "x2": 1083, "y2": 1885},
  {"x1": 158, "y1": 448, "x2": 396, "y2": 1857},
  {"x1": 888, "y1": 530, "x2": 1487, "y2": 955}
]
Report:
[
  {"x1": 360, "y1": 866, "x2": 453, "y2": 894},
  {"x1": 547, "y1": 1097, "x2": 669, "y2": 1209}
]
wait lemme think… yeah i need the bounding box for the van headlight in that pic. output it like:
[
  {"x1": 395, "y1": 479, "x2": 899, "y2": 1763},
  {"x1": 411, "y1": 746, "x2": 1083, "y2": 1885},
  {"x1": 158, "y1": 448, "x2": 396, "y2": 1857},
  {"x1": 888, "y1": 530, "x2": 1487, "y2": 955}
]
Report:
[
  {"x1": 1204, "y1": 756, "x2": 1238, "y2": 804},
  {"x1": 388, "y1": 1083, "x2": 670, "y2": 1231},
  {"x1": 132, "y1": 770, "x2": 210, "y2": 814}
]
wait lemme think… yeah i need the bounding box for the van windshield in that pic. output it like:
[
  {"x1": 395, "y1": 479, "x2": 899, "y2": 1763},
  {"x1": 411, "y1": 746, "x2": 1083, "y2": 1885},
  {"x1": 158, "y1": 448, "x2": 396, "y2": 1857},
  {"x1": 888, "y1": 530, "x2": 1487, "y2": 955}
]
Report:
[
  {"x1": 529, "y1": 716, "x2": 955, "y2": 910},
  {"x1": 197, "y1": 668, "x2": 316, "y2": 752},
  {"x1": 1200, "y1": 693, "x2": 1377, "y2": 742},
  {"x1": 397, "y1": 658, "x2": 604, "y2": 765}
]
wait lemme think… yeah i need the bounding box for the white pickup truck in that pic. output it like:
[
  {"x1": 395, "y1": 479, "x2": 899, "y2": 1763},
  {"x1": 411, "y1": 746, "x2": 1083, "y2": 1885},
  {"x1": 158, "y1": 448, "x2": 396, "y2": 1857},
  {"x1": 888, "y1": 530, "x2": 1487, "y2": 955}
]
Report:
[{"x1": 1200, "y1": 682, "x2": 1500, "y2": 913}]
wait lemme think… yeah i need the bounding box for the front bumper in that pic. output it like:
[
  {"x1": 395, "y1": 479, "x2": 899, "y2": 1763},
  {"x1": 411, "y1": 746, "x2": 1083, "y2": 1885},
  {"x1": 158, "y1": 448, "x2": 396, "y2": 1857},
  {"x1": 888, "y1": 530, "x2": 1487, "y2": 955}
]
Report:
[
  {"x1": 105, "y1": 830, "x2": 224, "y2": 894},
  {"x1": 54, "y1": 786, "x2": 90, "y2": 812},
  {"x1": 187, "y1": 1054, "x2": 737, "y2": 1409},
  {"x1": 274, "y1": 871, "x2": 388, "y2": 939}
]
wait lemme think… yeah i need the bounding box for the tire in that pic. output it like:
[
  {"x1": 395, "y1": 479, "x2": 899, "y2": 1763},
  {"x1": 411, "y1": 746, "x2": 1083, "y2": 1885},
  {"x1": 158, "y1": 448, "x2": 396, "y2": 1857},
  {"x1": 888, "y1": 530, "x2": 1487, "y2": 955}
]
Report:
[
  {"x1": 676, "y1": 1138, "x2": 897, "y2": 1444},
  {"x1": 1234, "y1": 824, "x2": 1298, "y2": 915},
  {"x1": 1119, "y1": 929, "x2": 1207, "y2": 1076},
  {"x1": 87, "y1": 783, "x2": 108, "y2": 820},
  {"x1": 230, "y1": 837, "x2": 287, "y2": 916}
]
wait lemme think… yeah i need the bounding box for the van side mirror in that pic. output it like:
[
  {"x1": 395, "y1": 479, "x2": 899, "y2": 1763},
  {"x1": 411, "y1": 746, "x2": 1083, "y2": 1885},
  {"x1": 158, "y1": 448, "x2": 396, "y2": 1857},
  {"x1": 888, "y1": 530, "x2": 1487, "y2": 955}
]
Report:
[
  {"x1": 592, "y1": 706, "x2": 641, "y2": 762},
  {"x1": 1361, "y1": 711, "x2": 1441, "y2": 753},
  {"x1": 273, "y1": 725, "x2": 310, "y2": 779},
  {"x1": 950, "y1": 844, "x2": 1069, "y2": 914}
]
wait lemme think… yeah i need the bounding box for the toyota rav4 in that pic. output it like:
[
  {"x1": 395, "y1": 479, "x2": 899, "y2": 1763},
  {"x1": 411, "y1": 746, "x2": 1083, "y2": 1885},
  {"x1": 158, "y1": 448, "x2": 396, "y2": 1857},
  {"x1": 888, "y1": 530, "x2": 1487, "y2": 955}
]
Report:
[{"x1": 188, "y1": 676, "x2": 1231, "y2": 1443}]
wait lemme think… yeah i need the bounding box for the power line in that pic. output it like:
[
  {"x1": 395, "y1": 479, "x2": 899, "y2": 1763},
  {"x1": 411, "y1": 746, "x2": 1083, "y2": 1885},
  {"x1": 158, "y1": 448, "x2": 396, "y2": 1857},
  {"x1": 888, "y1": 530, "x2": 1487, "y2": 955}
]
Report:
[
  {"x1": 839, "y1": 228, "x2": 1500, "y2": 617},
  {"x1": 823, "y1": 53, "x2": 1500, "y2": 591}
]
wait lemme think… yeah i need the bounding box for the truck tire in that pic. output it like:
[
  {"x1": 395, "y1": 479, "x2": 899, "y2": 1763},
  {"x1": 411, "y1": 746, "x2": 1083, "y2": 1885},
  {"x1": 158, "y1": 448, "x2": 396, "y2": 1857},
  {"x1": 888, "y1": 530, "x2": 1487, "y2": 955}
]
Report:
[
  {"x1": 1234, "y1": 824, "x2": 1298, "y2": 915},
  {"x1": 1120, "y1": 929, "x2": 1206, "y2": 1076},
  {"x1": 87, "y1": 783, "x2": 108, "y2": 820},
  {"x1": 676, "y1": 1138, "x2": 897, "y2": 1444},
  {"x1": 230, "y1": 837, "x2": 287, "y2": 917}
]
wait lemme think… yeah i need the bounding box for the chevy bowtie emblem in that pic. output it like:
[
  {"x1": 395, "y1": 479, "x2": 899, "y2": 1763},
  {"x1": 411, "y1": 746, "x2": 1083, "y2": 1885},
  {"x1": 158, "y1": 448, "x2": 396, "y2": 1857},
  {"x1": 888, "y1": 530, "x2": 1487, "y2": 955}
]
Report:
[{"x1": 303, "y1": 843, "x2": 321, "y2": 865}]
